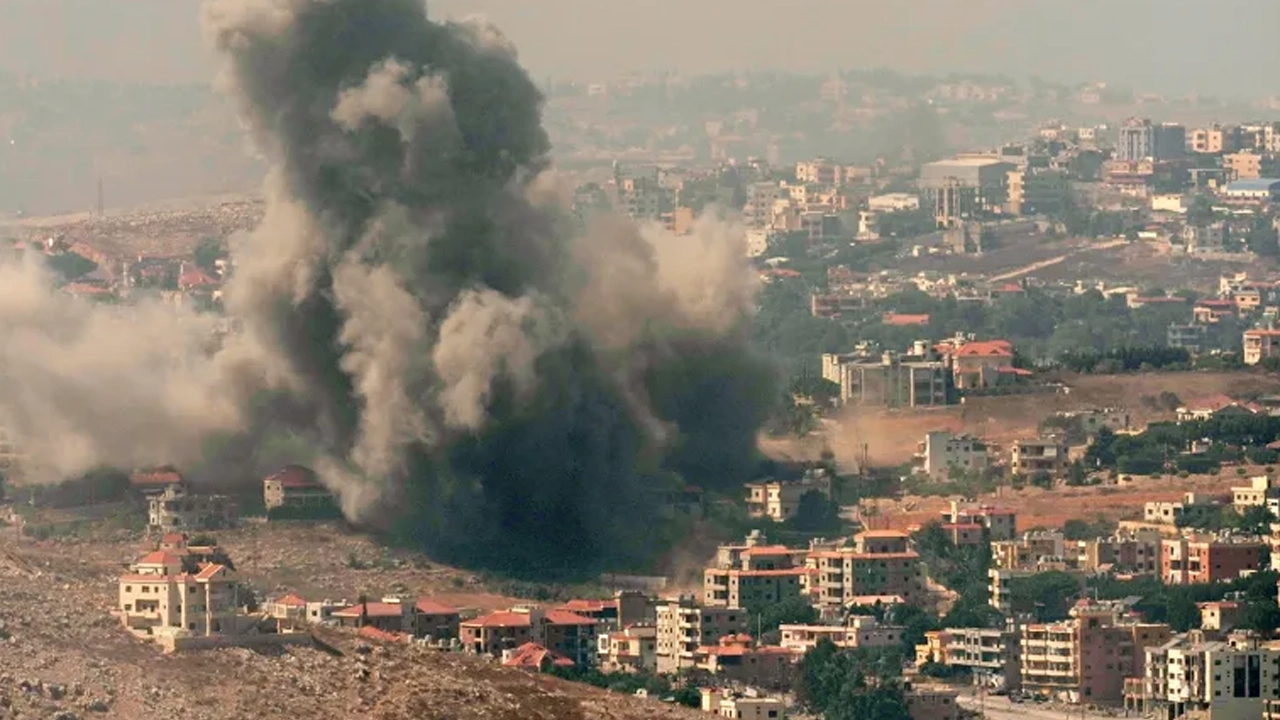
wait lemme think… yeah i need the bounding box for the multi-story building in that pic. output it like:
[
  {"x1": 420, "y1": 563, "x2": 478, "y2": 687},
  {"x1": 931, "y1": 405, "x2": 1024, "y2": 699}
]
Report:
[
  {"x1": 597, "y1": 624, "x2": 657, "y2": 674},
  {"x1": 916, "y1": 431, "x2": 989, "y2": 481},
  {"x1": 1132, "y1": 631, "x2": 1279, "y2": 720},
  {"x1": 1010, "y1": 436, "x2": 1069, "y2": 477},
  {"x1": 988, "y1": 568, "x2": 1036, "y2": 615},
  {"x1": 915, "y1": 624, "x2": 1021, "y2": 690},
  {"x1": 992, "y1": 530, "x2": 1066, "y2": 571},
  {"x1": 1118, "y1": 119, "x2": 1185, "y2": 162},
  {"x1": 262, "y1": 464, "x2": 333, "y2": 512},
  {"x1": 821, "y1": 353, "x2": 950, "y2": 408},
  {"x1": 147, "y1": 484, "x2": 238, "y2": 534},
  {"x1": 1074, "y1": 531, "x2": 1161, "y2": 575},
  {"x1": 703, "y1": 543, "x2": 807, "y2": 612},
  {"x1": 940, "y1": 501, "x2": 1017, "y2": 541},
  {"x1": 1232, "y1": 476, "x2": 1280, "y2": 513},
  {"x1": 743, "y1": 471, "x2": 833, "y2": 522},
  {"x1": 118, "y1": 547, "x2": 245, "y2": 640},
  {"x1": 1224, "y1": 151, "x2": 1264, "y2": 181},
  {"x1": 905, "y1": 686, "x2": 961, "y2": 720},
  {"x1": 460, "y1": 607, "x2": 599, "y2": 666},
  {"x1": 1006, "y1": 168, "x2": 1071, "y2": 216},
  {"x1": 1189, "y1": 125, "x2": 1237, "y2": 154},
  {"x1": 918, "y1": 157, "x2": 1015, "y2": 226},
  {"x1": 1021, "y1": 602, "x2": 1171, "y2": 705},
  {"x1": 1144, "y1": 493, "x2": 1223, "y2": 525},
  {"x1": 778, "y1": 616, "x2": 906, "y2": 653},
  {"x1": 933, "y1": 337, "x2": 1018, "y2": 390},
  {"x1": 655, "y1": 597, "x2": 748, "y2": 674},
  {"x1": 1244, "y1": 329, "x2": 1280, "y2": 366},
  {"x1": 694, "y1": 634, "x2": 799, "y2": 690},
  {"x1": 1160, "y1": 535, "x2": 1265, "y2": 585},
  {"x1": 808, "y1": 531, "x2": 925, "y2": 609}
]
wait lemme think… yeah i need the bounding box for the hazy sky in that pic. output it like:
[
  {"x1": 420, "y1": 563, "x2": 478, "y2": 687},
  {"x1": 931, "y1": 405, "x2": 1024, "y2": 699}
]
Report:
[{"x1": 2, "y1": 0, "x2": 1279, "y2": 97}]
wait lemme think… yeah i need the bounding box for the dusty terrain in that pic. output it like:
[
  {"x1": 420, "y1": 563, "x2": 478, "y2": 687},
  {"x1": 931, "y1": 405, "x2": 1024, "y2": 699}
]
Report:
[
  {"x1": 823, "y1": 371, "x2": 1280, "y2": 468},
  {"x1": 0, "y1": 521, "x2": 702, "y2": 720}
]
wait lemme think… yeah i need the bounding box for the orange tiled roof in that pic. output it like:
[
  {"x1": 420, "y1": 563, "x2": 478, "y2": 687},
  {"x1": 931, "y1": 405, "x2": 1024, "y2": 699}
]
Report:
[
  {"x1": 503, "y1": 642, "x2": 574, "y2": 669},
  {"x1": 276, "y1": 593, "x2": 308, "y2": 608},
  {"x1": 332, "y1": 602, "x2": 407, "y2": 619},
  {"x1": 463, "y1": 611, "x2": 533, "y2": 629},
  {"x1": 414, "y1": 598, "x2": 459, "y2": 615},
  {"x1": 136, "y1": 551, "x2": 184, "y2": 566}
]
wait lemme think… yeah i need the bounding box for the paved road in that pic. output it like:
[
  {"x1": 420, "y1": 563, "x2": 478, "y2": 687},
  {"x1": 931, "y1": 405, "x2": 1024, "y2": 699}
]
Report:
[{"x1": 957, "y1": 694, "x2": 1139, "y2": 720}]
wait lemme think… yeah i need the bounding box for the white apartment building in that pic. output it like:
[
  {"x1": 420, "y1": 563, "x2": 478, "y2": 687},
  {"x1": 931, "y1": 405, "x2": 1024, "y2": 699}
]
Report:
[
  {"x1": 917, "y1": 431, "x2": 989, "y2": 480},
  {"x1": 778, "y1": 616, "x2": 905, "y2": 653},
  {"x1": 654, "y1": 597, "x2": 748, "y2": 675},
  {"x1": 1135, "y1": 632, "x2": 1280, "y2": 720},
  {"x1": 701, "y1": 689, "x2": 785, "y2": 720},
  {"x1": 118, "y1": 549, "x2": 245, "y2": 640}
]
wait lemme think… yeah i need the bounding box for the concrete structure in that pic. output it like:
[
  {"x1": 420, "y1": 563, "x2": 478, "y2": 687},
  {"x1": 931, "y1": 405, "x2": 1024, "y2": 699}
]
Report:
[
  {"x1": 262, "y1": 465, "x2": 333, "y2": 512},
  {"x1": 597, "y1": 624, "x2": 657, "y2": 674},
  {"x1": 1190, "y1": 125, "x2": 1237, "y2": 154},
  {"x1": 1222, "y1": 178, "x2": 1280, "y2": 202},
  {"x1": 1199, "y1": 601, "x2": 1243, "y2": 633},
  {"x1": 915, "y1": 625, "x2": 1021, "y2": 690},
  {"x1": 1160, "y1": 535, "x2": 1265, "y2": 585},
  {"x1": 655, "y1": 597, "x2": 748, "y2": 674},
  {"x1": 743, "y1": 471, "x2": 833, "y2": 522},
  {"x1": 118, "y1": 548, "x2": 247, "y2": 641},
  {"x1": 905, "y1": 687, "x2": 960, "y2": 720},
  {"x1": 1144, "y1": 493, "x2": 1222, "y2": 525},
  {"x1": 1010, "y1": 436, "x2": 1069, "y2": 477},
  {"x1": 1232, "y1": 476, "x2": 1280, "y2": 512},
  {"x1": 868, "y1": 193, "x2": 921, "y2": 212},
  {"x1": 1006, "y1": 168, "x2": 1071, "y2": 216},
  {"x1": 935, "y1": 338, "x2": 1018, "y2": 390},
  {"x1": 147, "y1": 484, "x2": 238, "y2": 534},
  {"x1": 331, "y1": 598, "x2": 415, "y2": 634},
  {"x1": 992, "y1": 530, "x2": 1066, "y2": 571},
  {"x1": 778, "y1": 616, "x2": 906, "y2": 653},
  {"x1": 821, "y1": 353, "x2": 950, "y2": 408},
  {"x1": 916, "y1": 431, "x2": 989, "y2": 481},
  {"x1": 1131, "y1": 632, "x2": 1279, "y2": 720},
  {"x1": 987, "y1": 568, "x2": 1034, "y2": 615},
  {"x1": 918, "y1": 157, "x2": 1014, "y2": 225},
  {"x1": 808, "y1": 531, "x2": 925, "y2": 609},
  {"x1": 1118, "y1": 119, "x2": 1185, "y2": 162},
  {"x1": 1223, "y1": 152, "x2": 1264, "y2": 181},
  {"x1": 694, "y1": 634, "x2": 799, "y2": 690},
  {"x1": 703, "y1": 541, "x2": 807, "y2": 611},
  {"x1": 941, "y1": 501, "x2": 1017, "y2": 541},
  {"x1": 1074, "y1": 531, "x2": 1161, "y2": 575},
  {"x1": 1244, "y1": 329, "x2": 1280, "y2": 366},
  {"x1": 1020, "y1": 601, "x2": 1171, "y2": 705},
  {"x1": 700, "y1": 689, "x2": 786, "y2": 720}
]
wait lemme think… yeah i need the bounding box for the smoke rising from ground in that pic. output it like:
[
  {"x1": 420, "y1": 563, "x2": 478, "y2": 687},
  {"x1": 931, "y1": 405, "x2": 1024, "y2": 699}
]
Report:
[{"x1": 0, "y1": 0, "x2": 774, "y2": 573}]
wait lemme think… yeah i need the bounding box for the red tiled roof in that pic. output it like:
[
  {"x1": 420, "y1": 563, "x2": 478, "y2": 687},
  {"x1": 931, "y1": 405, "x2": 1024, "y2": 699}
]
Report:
[
  {"x1": 857, "y1": 530, "x2": 909, "y2": 539},
  {"x1": 120, "y1": 573, "x2": 194, "y2": 583},
  {"x1": 178, "y1": 269, "x2": 220, "y2": 289},
  {"x1": 503, "y1": 642, "x2": 574, "y2": 669},
  {"x1": 160, "y1": 533, "x2": 187, "y2": 544},
  {"x1": 130, "y1": 470, "x2": 184, "y2": 487},
  {"x1": 544, "y1": 609, "x2": 599, "y2": 626},
  {"x1": 136, "y1": 551, "x2": 184, "y2": 566},
  {"x1": 414, "y1": 598, "x2": 459, "y2": 615},
  {"x1": 732, "y1": 569, "x2": 808, "y2": 577},
  {"x1": 555, "y1": 599, "x2": 617, "y2": 614},
  {"x1": 1196, "y1": 300, "x2": 1236, "y2": 309},
  {"x1": 276, "y1": 593, "x2": 308, "y2": 608},
  {"x1": 741, "y1": 545, "x2": 794, "y2": 556},
  {"x1": 332, "y1": 602, "x2": 407, "y2": 619},
  {"x1": 463, "y1": 611, "x2": 533, "y2": 629},
  {"x1": 265, "y1": 464, "x2": 321, "y2": 489},
  {"x1": 62, "y1": 282, "x2": 114, "y2": 297},
  {"x1": 359, "y1": 626, "x2": 410, "y2": 644},
  {"x1": 195, "y1": 563, "x2": 228, "y2": 581},
  {"x1": 952, "y1": 340, "x2": 1013, "y2": 357}
]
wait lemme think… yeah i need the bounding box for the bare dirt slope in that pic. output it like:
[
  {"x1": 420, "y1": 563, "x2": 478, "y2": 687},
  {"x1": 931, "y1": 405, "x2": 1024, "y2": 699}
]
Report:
[
  {"x1": 0, "y1": 525, "x2": 700, "y2": 720},
  {"x1": 824, "y1": 372, "x2": 1280, "y2": 468}
]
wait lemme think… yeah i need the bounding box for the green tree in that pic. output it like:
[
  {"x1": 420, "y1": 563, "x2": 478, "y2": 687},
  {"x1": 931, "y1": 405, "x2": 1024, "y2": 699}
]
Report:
[
  {"x1": 44, "y1": 252, "x2": 98, "y2": 282},
  {"x1": 1009, "y1": 571, "x2": 1080, "y2": 621},
  {"x1": 193, "y1": 236, "x2": 227, "y2": 273},
  {"x1": 755, "y1": 596, "x2": 820, "y2": 635},
  {"x1": 797, "y1": 640, "x2": 912, "y2": 720}
]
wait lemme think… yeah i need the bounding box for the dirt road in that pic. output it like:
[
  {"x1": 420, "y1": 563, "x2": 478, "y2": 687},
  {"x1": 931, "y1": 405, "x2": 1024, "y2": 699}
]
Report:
[{"x1": 958, "y1": 694, "x2": 1136, "y2": 720}]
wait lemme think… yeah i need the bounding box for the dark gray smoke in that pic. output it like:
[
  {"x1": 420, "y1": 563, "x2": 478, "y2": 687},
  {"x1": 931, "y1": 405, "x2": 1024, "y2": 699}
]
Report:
[{"x1": 201, "y1": 0, "x2": 775, "y2": 573}]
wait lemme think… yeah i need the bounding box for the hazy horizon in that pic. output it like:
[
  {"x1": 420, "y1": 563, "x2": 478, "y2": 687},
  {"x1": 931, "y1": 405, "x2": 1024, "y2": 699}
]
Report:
[{"x1": 2, "y1": 0, "x2": 1280, "y2": 97}]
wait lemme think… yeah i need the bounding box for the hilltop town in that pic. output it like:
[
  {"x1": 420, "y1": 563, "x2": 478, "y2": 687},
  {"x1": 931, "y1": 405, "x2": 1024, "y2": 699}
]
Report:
[{"x1": 12, "y1": 47, "x2": 1280, "y2": 720}]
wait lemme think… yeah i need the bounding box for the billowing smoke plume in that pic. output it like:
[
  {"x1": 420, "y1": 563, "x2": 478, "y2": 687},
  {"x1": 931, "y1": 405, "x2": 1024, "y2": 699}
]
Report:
[{"x1": 0, "y1": 0, "x2": 775, "y2": 573}]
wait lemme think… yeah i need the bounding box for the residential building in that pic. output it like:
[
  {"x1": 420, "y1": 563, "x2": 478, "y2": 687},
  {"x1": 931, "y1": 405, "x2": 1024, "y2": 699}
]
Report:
[
  {"x1": 703, "y1": 550, "x2": 807, "y2": 612},
  {"x1": 1244, "y1": 329, "x2": 1280, "y2": 365},
  {"x1": 129, "y1": 467, "x2": 186, "y2": 497},
  {"x1": 810, "y1": 292, "x2": 863, "y2": 319},
  {"x1": 1132, "y1": 631, "x2": 1280, "y2": 720},
  {"x1": 916, "y1": 431, "x2": 989, "y2": 481},
  {"x1": 1232, "y1": 476, "x2": 1280, "y2": 512},
  {"x1": 264, "y1": 593, "x2": 309, "y2": 631},
  {"x1": 934, "y1": 338, "x2": 1019, "y2": 389},
  {"x1": 808, "y1": 531, "x2": 925, "y2": 609},
  {"x1": 1145, "y1": 493, "x2": 1223, "y2": 526},
  {"x1": 941, "y1": 501, "x2": 1017, "y2": 541},
  {"x1": 1199, "y1": 601, "x2": 1243, "y2": 633},
  {"x1": 1189, "y1": 125, "x2": 1237, "y2": 154},
  {"x1": 743, "y1": 470, "x2": 833, "y2": 522},
  {"x1": 1075, "y1": 531, "x2": 1161, "y2": 575},
  {"x1": 597, "y1": 624, "x2": 657, "y2": 673},
  {"x1": 117, "y1": 548, "x2": 246, "y2": 640},
  {"x1": 988, "y1": 568, "x2": 1035, "y2": 615},
  {"x1": 778, "y1": 616, "x2": 905, "y2": 653},
  {"x1": 332, "y1": 598, "x2": 414, "y2": 634},
  {"x1": 262, "y1": 464, "x2": 333, "y2": 511},
  {"x1": 821, "y1": 353, "x2": 950, "y2": 408},
  {"x1": 992, "y1": 530, "x2": 1067, "y2": 571},
  {"x1": 694, "y1": 634, "x2": 799, "y2": 689},
  {"x1": 700, "y1": 689, "x2": 786, "y2": 720},
  {"x1": 1193, "y1": 298, "x2": 1236, "y2": 324},
  {"x1": 414, "y1": 599, "x2": 461, "y2": 641},
  {"x1": 147, "y1": 484, "x2": 238, "y2": 534},
  {"x1": 655, "y1": 597, "x2": 749, "y2": 674},
  {"x1": 1006, "y1": 168, "x2": 1071, "y2": 216},
  {"x1": 1010, "y1": 436, "x2": 1069, "y2": 477},
  {"x1": 1224, "y1": 151, "x2": 1264, "y2": 181},
  {"x1": 1118, "y1": 119, "x2": 1185, "y2": 162},
  {"x1": 915, "y1": 624, "x2": 1021, "y2": 690},
  {"x1": 905, "y1": 686, "x2": 960, "y2": 720},
  {"x1": 502, "y1": 642, "x2": 575, "y2": 672},
  {"x1": 1020, "y1": 601, "x2": 1172, "y2": 705},
  {"x1": 868, "y1": 193, "x2": 921, "y2": 212},
  {"x1": 918, "y1": 157, "x2": 1015, "y2": 225},
  {"x1": 460, "y1": 607, "x2": 599, "y2": 666},
  {"x1": 1160, "y1": 535, "x2": 1265, "y2": 585}
]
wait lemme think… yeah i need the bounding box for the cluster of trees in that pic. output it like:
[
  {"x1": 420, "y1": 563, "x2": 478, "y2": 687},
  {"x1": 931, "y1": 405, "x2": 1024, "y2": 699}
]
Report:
[
  {"x1": 1058, "y1": 346, "x2": 1192, "y2": 374},
  {"x1": 796, "y1": 641, "x2": 911, "y2": 720},
  {"x1": 1086, "y1": 415, "x2": 1280, "y2": 476},
  {"x1": 547, "y1": 666, "x2": 700, "y2": 707},
  {"x1": 1091, "y1": 571, "x2": 1280, "y2": 634}
]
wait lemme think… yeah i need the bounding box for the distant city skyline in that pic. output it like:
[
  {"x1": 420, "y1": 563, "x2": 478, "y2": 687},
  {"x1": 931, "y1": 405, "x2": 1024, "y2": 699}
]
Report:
[{"x1": 2, "y1": 0, "x2": 1280, "y2": 98}]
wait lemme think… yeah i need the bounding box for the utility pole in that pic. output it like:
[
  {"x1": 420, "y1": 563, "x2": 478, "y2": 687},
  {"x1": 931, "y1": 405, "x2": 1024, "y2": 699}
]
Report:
[{"x1": 96, "y1": 178, "x2": 104, "y2": 217}]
